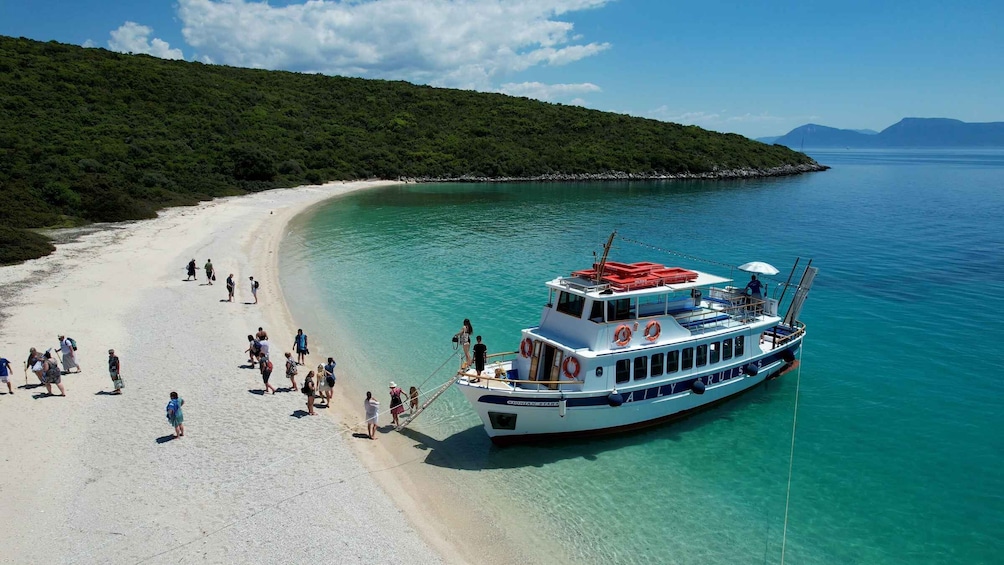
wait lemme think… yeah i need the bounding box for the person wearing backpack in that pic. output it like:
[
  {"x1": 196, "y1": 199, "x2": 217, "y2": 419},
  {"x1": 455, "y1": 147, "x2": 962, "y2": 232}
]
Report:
[
  {"x1": 42, "y1": 352, "x2": 66, "y2": 396},
  {"x1": 58, "y1": 334, "x2": 81, "y2": 374},
  {"x1": 259, "y1": 354, "x2": 276, "y2": 395},
  {"x1": 284, "y1": 352, "x2": 298, "y2": 393},
  {"x1": 249, "y1": 276, "x2": 260, "y2": 304},
  {"x1": 246, "y1": 335, "x2": 261, "y2": 368}
]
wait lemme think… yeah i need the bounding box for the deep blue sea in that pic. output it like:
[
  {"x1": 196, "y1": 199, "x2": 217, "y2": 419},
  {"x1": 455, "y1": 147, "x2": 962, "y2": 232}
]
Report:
[{"x1": 280, "y1": 149, "x2": 1004, "y2": 564}]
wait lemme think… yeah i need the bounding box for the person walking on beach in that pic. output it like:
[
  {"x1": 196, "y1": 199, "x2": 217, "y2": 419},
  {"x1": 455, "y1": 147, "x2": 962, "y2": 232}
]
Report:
[
  {"x1": 0, "y1": 355, "x2": 13, "y2": 394},
  {"x1": 246, "y1": 335, "x2": 261, "y2": 367},
  {"x1": 256, "y1": 327, "x2": 268, "y2": 341},
  {"x1": 302, "y1": 371, "x2": 317, "y2": 416},
  {"x1": 42, "y1": 352, "x2": 65, "y2": 396},
  {"x1": 58, "y1": 334, "x2": 81, "y2": 373},
  {"x1": 186, "y1": 259, "x2": 197, "y2": 281},
  {"x1": 27, "y1": 348, "x2": 44, "y2": 384},
  {"x1": 454, "y1": 319, "x2": 473, "y2": 368},
  {"x1": 292, "y1": 329, "x2": 308, "y2": 365},
  {"x1": 260, "y1": 354, "x2": 276, "y2": 395},
  {"x1": 249, "y1": 276, "x2": 259, "y2": 304},
  {"x1": 388, "y1": 382, "x2": 405, "y2": 427},
  {"x1": 473, "y1": 335, "x2": 487, "y2": 378},
  {"x1": 226, "y1": 274, "x2": 235, "y2": 302},
  {"x1": 285, "y1": 352, "x2": 298, "y2": 392},
  {"x1": 107, "y1": 349, "x2": 123, "y2": 394},
  {"x1": 166, "y1": 392, "x2": 185, "y2": 437},
  {"x1": 364, "y1": 391, "x2": 379, "y2": 439},
  {"x1": 204, "y1": 259, "x2": 215, "y2": 285}
]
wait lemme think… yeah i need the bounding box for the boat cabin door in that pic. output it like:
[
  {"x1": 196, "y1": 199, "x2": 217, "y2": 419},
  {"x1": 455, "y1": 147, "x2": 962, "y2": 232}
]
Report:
[{"x1": 528, "y1": 341, "x2": 562, "y2": 390}]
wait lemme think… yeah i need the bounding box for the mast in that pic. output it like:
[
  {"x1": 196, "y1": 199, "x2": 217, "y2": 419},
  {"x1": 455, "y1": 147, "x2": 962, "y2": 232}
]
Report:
[{"x1": 595, "y1": 231, "x2": 616, "y2": 283}]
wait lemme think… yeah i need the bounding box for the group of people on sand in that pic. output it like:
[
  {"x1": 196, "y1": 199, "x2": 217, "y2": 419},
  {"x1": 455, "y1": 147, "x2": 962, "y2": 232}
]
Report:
[
  {"x1": 243, "y1": 326, "x2": 340, "y2": 417},
  {"x1": 185, "y1": 258, "x2": 258, "y2": 304},
  {"x1": 19, "y1": 335, "x2": 81, "y2": 397},
  {"x1": 361, "y1": 383, "x2": 420, "y2": 439}
]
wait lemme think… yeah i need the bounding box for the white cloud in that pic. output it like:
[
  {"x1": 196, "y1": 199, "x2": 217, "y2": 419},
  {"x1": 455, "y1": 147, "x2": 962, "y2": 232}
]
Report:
[
  {"x1": 108, "y1": 22, "x2": 185, "y2": 60},
  {"x1": 645, "y1": 107, "x2": 823, "y2": 138},
  {"x1": 500, "y1": 81, "x2": 600, "y2": 101},
  {"x1": 176, "y1": 0, "x2": 611, "y2": 88}
]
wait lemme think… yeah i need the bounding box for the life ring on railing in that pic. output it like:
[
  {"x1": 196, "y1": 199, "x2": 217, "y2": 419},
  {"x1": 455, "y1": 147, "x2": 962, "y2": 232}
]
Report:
[
  {"x1": 644, "y1": 320, "x2": 661, "y2": 342},
  {"x1": 613, "y1": 324, "x2": 633, "y2": 346},
  {"x1": 520, "y1": 337, "x2": 533, "y2": 358},
  {"x1": 562, "y1": 356, "x2": 580, "y2": 379}
]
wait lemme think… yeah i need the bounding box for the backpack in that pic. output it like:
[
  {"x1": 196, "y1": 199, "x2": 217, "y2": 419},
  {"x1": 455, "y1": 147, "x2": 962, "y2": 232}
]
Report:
[
  {"x1": 68, "y1": 337, "x2": 77, "y2": 351},
  {"x1": 287, "y1": 359, "x2": 298, "y2": 376},
  {"x1": 253, "y1": 280, "x2": 260, "y2": 290},
  {"x1": 265, "y1": 359, "x2": 274, "y2": 372},
  {"x1": 46, "y1": 361, "x2": 61, "y2": 379},
  {"x1": 252, "y1": 339, "x2": 262, "y2": 354}
]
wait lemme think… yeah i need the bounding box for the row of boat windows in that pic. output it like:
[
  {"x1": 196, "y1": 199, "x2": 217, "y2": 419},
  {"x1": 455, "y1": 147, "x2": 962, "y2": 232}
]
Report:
[
  {"x1": 556, "y1": 291, "x2": 692, "y2": 323},
  {"x1": 613, "y1": 336, "x2": 746, "y2": 384}
]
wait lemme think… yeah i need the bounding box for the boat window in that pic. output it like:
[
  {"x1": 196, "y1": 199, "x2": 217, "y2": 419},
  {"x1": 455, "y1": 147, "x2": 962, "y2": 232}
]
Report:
[
  {"x1": 556, "y1": 291, "x2": 585, "y2": 318},
  {"x1": 637, "y1": 294, "x2": 667, "y2": 318},
  {"x1": 615, "y1": 359, "x2": 630, "y2": 384},
  {"x1": 651, "y1": 353, "x2": 664, "y2": 376},
  {"x1": 696, "y1": 344, "x2": 707, "y2": 367},
  {"x1": 722, "y1": 338, "x2": 733, "y2": 360},
  {"x1": 710, "y1": 342, "x2": 720, "y2": 364},
  {"x1": 735, "y1": 335, "x2": 745, "y2": 356},
  {"x1": 607, "y1": 298, "x2": 634, "y2": 321},
  {"x1": 681, "y1": 347, "x2": 694, "y2": 370},
  {"x1": 666, "y1": 350, "x2": 679, "y2": 373},
  {"x1": 634, "y1": 356, "x2": 647, "y2": 380},
  {"x1": 589, "y1": 300, "x2": 604, "y2": 323}
]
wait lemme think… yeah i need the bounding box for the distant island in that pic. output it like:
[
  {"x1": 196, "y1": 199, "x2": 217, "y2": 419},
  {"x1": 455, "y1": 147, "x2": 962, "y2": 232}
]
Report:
[
  {"x1": 759, "y1": 118, "x2": 1004, "y2": 149},
  {"x1": 0, "y1": 36, "x2": 825, "y2": 263}
]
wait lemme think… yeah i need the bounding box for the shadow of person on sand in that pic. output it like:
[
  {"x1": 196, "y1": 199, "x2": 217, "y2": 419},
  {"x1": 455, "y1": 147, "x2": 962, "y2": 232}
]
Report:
[
  {"x1": 32, "y1": 392, "x2": 64, "y2": 400},
  {"x1": 18, "y1": 383, "x2": 44, "y2": 390},
  {"x1": 247, "y1": 389, "x2": 265, "y2": 396},
  {"x1": 352, "y1": 433, "x2": 374, "y2": 440},
  {"x1": 291, "y1": 410, "x2": 309, "y2": 419},
  {"x1": 94, "y1": 390, "x2": 121, "y2": 396},
  {"x1": 156, "y1": 435, "x2": 177, "y2": 444}
]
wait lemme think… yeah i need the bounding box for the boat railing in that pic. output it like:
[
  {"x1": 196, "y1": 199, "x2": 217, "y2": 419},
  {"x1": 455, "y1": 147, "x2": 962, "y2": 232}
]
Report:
[
  {"x1": 457, "y1": 371, "x2": 584, "y2": 389},
  {"x1": 769, "y1": 321, "x2": 806, "y2": 348}
]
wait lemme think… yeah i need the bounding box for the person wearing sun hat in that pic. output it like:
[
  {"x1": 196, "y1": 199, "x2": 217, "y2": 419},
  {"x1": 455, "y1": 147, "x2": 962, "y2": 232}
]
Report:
[
  {"x1": 58, "y1": 334, "x2": 81, "y2": 374},
  {"x1": 388, "y1": 381, "x2": 405, "y2": 427}
]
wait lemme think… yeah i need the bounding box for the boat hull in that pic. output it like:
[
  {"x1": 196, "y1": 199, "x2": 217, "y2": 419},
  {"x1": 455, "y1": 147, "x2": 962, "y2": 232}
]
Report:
[{"x1": 457, "y1": 344, "x2": 799, "y2": 445}]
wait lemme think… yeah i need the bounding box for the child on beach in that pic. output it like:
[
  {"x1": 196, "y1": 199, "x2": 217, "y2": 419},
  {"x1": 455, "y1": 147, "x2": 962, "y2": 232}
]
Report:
[
  {"x1": 0, "y1": 355, "x2": 13, "y2": 394},
  {"x1": 302, "y1": 371, "x2": 317, "y2": 416},
  {"x1": 316, "y1": 363, "x2": 330, "y2": 406},
  {"x1": 409, "y1": 386, "x2": 419, "y2": 413},
  {"x1": 364, "y1": 391, "x2": 379, "y2": 439},
  {"x1": 166, "y1": 392, "x2": 184, "y2": 437}
]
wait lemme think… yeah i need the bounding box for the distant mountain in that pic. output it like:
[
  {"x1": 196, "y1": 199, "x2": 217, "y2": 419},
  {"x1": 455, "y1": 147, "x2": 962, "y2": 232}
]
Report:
[{"x1": 760, "y1": 118, "x2": 1004, "y2": 148}]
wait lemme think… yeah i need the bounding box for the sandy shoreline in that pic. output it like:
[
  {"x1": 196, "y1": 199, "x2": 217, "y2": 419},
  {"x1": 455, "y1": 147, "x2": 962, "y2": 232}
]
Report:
[{"x1": 0, "y1": 181, "x2": 463, "y2": 564}]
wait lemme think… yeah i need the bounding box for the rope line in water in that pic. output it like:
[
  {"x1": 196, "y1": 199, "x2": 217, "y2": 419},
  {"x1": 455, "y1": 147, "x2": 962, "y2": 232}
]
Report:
[{"x1": 779, "y1": 345, "x2": 804, "y2": 565}]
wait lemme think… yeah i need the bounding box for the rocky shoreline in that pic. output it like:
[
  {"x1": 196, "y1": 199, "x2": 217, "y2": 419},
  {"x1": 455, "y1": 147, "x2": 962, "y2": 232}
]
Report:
[{"x1": 399, "y1": 162, "x2": 829, "y2": 183}]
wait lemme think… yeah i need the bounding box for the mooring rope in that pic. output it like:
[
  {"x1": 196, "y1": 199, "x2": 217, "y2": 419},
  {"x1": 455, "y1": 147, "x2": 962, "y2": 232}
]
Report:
[{"x1": 779, "y1": 345, "x2": 804, "y2": 565}]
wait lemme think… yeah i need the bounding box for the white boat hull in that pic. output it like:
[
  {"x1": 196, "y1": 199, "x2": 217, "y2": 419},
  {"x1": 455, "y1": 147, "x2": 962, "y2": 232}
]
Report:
[{"x1": 456, "y1": 343, "x2": 799, "y2": 445}]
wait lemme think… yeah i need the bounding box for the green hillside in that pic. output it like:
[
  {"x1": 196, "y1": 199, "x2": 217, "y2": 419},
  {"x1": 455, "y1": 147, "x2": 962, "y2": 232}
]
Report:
[{"x1": 0, "y1": 36, "x2": 820, "y2": 262}]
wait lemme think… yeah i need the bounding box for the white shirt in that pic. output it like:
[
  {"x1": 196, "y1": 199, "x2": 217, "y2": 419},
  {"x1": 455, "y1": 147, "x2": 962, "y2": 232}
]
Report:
[
  {"x1": 259, "y1": 339, "x2": 270, "y2": 357},
  {"x1": 60, "y1": 338, "x2": 73, "y2": 356}
]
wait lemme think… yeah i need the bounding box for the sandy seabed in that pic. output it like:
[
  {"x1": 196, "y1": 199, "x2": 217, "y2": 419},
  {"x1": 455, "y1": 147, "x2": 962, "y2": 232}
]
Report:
[{"x1": 0, "y1": 181, "x2": 509, "y2": 564}]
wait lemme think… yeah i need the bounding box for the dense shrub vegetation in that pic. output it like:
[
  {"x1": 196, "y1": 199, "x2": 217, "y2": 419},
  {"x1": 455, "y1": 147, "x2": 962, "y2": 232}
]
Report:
[{"x1": 0, "y1": 36, "x2": 818, "y2": 263}]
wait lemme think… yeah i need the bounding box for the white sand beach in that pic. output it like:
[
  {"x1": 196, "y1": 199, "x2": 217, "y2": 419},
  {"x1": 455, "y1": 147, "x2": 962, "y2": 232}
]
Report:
[{"x1": 0, "y1": 181, "x2": 464, "y2": 564}]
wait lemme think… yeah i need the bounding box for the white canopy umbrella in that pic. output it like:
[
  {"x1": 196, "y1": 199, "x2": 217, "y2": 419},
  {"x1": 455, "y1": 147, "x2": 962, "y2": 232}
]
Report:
[{"x1": 738, "y1": 261, "x2": 779, "y2": 276}]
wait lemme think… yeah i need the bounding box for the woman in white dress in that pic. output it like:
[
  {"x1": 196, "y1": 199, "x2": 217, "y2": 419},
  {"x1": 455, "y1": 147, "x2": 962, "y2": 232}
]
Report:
[{"x1": 364, "y1": 391, "x2": 379, "y2": 439}]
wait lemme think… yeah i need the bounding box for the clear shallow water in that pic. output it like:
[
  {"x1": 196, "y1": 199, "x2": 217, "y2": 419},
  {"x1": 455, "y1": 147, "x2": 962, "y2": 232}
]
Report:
[{"x1": 280, "y1": 150, "x2": 1004, "y2": 564}]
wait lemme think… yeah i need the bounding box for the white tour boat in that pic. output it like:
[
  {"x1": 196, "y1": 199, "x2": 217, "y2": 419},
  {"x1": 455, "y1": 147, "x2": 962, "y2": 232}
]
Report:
[{"x1": 445, "y1": 233, "x2": 817, "y2": 445}]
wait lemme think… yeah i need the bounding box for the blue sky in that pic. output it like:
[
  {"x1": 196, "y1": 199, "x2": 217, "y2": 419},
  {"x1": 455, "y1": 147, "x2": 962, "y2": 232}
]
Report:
[{"x1": 3, "y1": 0, "x2": 1002, "y2": 138}]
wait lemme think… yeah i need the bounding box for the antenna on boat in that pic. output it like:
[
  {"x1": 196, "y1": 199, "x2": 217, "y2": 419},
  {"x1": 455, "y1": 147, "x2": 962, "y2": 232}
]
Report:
[
  {"x1": 783, "y1": 260, "x2": 816, "y2": 325},
  {"x1": 594, "y1": 230, "x2": 617, "y2": 283}
]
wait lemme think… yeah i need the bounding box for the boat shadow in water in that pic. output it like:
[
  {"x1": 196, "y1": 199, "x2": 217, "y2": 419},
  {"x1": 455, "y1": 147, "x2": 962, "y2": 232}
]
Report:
[
  {"x1": 397, "y1": 406, "x2": 742, "y2": 472},
  {"x1": 398, "y1": 378, "x2": 787, "y2": 471}
]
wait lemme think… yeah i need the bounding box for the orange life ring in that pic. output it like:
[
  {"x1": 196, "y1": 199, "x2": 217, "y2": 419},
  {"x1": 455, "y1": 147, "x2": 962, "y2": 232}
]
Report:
[
  {"x1": 562, "y1": 356, "x2": 580, "y2": 379},
  {"x1": 520, "y1": 337, "x2": 533, "y2": 358},
  {"x1": 613, "y1": 324, "x2": 632, "y2": 346},
  {"x1": 644, "y1": 320, "x2": 661, "y2": 342}
]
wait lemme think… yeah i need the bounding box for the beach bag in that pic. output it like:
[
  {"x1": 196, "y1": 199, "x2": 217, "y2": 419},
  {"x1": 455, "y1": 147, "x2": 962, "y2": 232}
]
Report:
[
  {"x1": 212, "y1": 273, "x2": 216, "y2": 281},
  {"x1": 301, "y1": 384, "x2": 310, "y2": 395},
  {"x1": 265, "y1": 359, "x2": 274, "y2": 372},
  {"x1": 113, "y1": 378, "x2": 124, "y2": 389},
  {"x1": 166, "y1": 399, "x2": 178, "y2": 422},
  {"x1": 325, "y1": 375, "x2": 335, "y2": 387},
  {"x1": 68, "y1": 337, "x2": 77, "y2": 351}
]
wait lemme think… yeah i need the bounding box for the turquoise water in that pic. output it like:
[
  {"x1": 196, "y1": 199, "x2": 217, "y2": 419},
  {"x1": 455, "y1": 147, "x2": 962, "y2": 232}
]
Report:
[{"x1": 280, "y1": 150, "x2": 1004, "y2": 564}]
